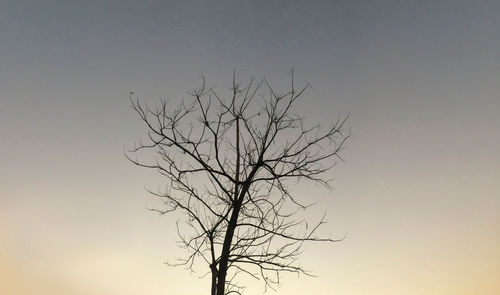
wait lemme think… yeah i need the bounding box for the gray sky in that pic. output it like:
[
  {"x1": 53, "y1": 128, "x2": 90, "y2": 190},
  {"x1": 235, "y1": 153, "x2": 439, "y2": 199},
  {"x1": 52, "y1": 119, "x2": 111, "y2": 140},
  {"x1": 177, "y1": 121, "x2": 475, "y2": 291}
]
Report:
[{"x1": 1, "y1": 1, "x2": 499, "y2": 294}]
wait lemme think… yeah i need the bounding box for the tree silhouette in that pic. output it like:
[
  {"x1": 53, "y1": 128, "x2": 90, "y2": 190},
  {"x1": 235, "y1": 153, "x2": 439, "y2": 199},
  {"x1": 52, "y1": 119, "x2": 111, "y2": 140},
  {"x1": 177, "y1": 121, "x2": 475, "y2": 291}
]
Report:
[{"x1": 127, "y1": 71, "x2": 349, "y2": 295}]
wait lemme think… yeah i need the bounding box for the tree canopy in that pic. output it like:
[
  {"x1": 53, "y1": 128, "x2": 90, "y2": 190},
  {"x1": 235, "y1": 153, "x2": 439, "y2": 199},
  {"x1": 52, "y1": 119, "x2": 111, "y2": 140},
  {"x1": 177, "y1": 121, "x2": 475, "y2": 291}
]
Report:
[{"x1": 127, "y1": 71, "x2": 349, "y2": 295}]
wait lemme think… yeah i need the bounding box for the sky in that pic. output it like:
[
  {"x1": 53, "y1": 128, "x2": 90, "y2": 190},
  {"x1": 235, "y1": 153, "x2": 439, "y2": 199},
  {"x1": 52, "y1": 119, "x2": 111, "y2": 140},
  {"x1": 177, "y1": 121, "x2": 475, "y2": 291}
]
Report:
[{"x1": 1, "y1": 0, "x2": 499, "y2": 294}]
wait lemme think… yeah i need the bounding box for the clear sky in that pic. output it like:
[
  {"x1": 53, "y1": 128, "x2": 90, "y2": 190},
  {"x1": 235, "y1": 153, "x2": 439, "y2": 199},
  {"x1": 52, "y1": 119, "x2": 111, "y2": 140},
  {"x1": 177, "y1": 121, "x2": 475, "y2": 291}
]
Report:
[{"x1": 1, "y1": 0, "x2": 499, "y2": 294}]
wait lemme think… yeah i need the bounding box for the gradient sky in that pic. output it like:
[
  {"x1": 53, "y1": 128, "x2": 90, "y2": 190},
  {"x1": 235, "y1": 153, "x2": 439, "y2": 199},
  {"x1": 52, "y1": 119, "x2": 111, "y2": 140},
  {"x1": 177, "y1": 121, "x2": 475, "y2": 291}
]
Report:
[{"x1": 1, "y1": 0, "x2": 499, "y2": 294}]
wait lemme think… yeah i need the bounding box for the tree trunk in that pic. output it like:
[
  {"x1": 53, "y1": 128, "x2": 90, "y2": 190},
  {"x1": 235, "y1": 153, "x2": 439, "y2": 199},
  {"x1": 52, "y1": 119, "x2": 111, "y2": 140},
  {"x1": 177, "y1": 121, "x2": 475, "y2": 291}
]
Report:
[
  {"x1": 210, "y1": 264, "x2": 217, "y2": 295},
  {"x1": 216, "y1": 116, "x2": 261, "y2": 295},
  {"x1": 215, "y1": 196, "x2": 243, "y2": 295}
]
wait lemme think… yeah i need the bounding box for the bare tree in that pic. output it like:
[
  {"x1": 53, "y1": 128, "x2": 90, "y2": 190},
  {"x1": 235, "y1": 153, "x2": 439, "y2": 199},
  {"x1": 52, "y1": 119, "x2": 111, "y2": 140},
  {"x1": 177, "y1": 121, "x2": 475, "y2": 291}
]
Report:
[{"x1": 127, "y1": 71, "x2": 349, "y2": 295}]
